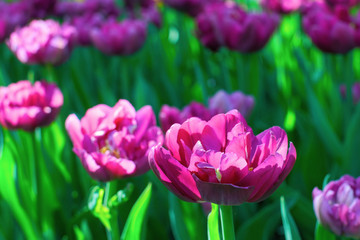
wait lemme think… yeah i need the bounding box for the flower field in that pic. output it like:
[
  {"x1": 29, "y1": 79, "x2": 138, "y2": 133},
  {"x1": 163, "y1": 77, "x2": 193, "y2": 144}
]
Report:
[{"x1": 1, "y1": 0, "x2": 360, "y2": 239}]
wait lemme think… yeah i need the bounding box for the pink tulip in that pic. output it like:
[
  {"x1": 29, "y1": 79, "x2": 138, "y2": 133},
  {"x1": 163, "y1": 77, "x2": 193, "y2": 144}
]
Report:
[
  {"x1": 149, "y1": 110, "x2": 296, "y2": 205},
  {"x1": 65, "y1": 99, "x2": 163, "y2": 182},
  {"x1": 208, "y1": 90, "x2": 255, "y2": 117},
  {"x1": 313, "y1": 175, "x2": 360, "y2": 238},
  {"x1": 302, "y1": 3, "x2": 356, "y2": 54},
  {"x1": 0, "y1": 80, "x2": 63, "y2": 131},
  {"x1": 159, "y1": 102, "x2": 212, "y2": 133},
  {"x1": 196, "y1": 1, "x2": 279, "y2": 52},
  {"x1": 91, "y1": 19, "x2": 147, "y2": 55},
  {"x1": 7, "y1": 19, "x2": 77, "y2": 65},
  {"x1": 260, "y1": 0, "x2": 303, "y2": 14}
]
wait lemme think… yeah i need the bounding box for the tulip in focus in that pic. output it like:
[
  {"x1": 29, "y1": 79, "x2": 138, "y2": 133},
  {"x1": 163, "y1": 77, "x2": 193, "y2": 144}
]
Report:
[
  {"x1": 260, "y1": 0, "x2": 303, "y2": 14},
  {"x1": 91, "y1": 19, "x2": 147, "y2": 55},
  {"x1": 208, "y1": 90, "x2": 255, "y2": 118},
  {"x1": 149, "y1": 110, "x2": 296, "y2": 205},
  {"x1": 0, "y1": 80, "x2": 63, "y2": 131},
  {"x1": 65, "y1": 99, "x2": 164, "y2": 182},
  {"x1": 7, "y1": 19, "x2": 77, "y2": 65},
  {"x1": 196, "y1": 1, "x2": 279, "y2": 52},
  {"x1": 313, "y1": 175, "x2": 360, "y2": 238}
]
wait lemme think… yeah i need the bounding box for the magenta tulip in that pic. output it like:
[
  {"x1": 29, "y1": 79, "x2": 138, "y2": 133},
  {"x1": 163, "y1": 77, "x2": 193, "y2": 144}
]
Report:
[
  {"x1": 149, "y1": 110, "x2": 296, "y2": 205},
  {"x1": 208, "y1": 90, "x2": 255, "y2": 118},
  {"x1": 7, "y1": 19, "x2": 77, "y2": 65},
  {"x1": 65, "y1": 99, "x2": 163, "y2": 182},
  {"x1": 91, "y1": 19, "x2": 147, "y2": 55},
  {"x1": 313, "y1": 175, "x2": 360, "y2": 238},
  {"x1": 0, "y1": 80, "x2": 63, "y2": 131}
]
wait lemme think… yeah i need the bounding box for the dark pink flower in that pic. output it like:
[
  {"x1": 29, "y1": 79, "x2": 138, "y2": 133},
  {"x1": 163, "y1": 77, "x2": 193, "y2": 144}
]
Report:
[
  {"x1": 313, "y1": 175, "x2": 360, "y2": 238},
  {"x1": 196, "y1": 1, "x2": 279, "y2": 52},
  {"x1": 65, "y1": 100, "x2": 164, "y2": 182},
  {"x1": 22, "y1": 0, "x2": 57, "y2": 19},
  {"x1": 164, "y1": 0, "x2": 223, "y2": 17},
  {"x1": 7, "y1": 19, "x2": 77, "y2": 65},
  {"x1": 149, "y1": 110, "x2": 296, "y2": 205},
  {"x1": 260, "y1": 0, "x2": 303, "y2": 14},
  {"x1": 91, "y1": 19, "x2": 147, "y2": 55},
  {"x1": 159, "y1": 102, "x2": 212, "y2": 133},
  {"x1": 0, "y1": 80, "x2": 63, "y2": 131},
  {"x1": 302, "y1": 3, "x2": 356, "y2": 53},
  {"x1": 208, "y1": 90, "x2": 255, "y2": 118},
  {"x1": 0, "y1": 2, "x2": 29, "y2": 42}
]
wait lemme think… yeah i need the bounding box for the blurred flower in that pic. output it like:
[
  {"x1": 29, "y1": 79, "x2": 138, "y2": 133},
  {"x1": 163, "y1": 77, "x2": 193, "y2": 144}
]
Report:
[
  {"x1": 149, "y1": 110, "x2": 296, "y2": 205},
  {"x1": 7, "y1": 19, "x2": 77, "y2": 65},
  {"x1": 55, "y1": 0, "x2": 120, "y2": 18},
  {"x1": 127, "y1": 4, "x2": 162, "y2": 28},
  {"x1": 302, "y1": 3, "x2": 356, "y2": 54},
  {"x1": 66, "y1": 14, "x2": 105, "y2": 46},
  {"x1": 0, "y1": 80, "x2": 63, "y2": 131},
  {"x1": 22, "y1": 0, "x2": 57, "y2": 19},
  {"x1": 0, "y1": 2, "x2": 29, "y2": 42},
  {"x1": 164, "y1": 0, "x2": 223, "y2": 17},
  {"x1": 325, "y1": 0, "x2": 359, "y2": 8},
  {"x1": 91, "y1": 19, "x2": 147, "y2": 55},
  {"x1": 54, "y1": 1, "x2": 85, "y2": 17},
  {"x1": 340, "y1": 82, "x2": 360, "y2": 104},
  {"x1": 208, "y1": 90, "x2": 255, "y2": 118},
  {"x1": 260, "y1": 0, "x2": 303, "y2": 14},
  {"x1": 196, "y1": 1, "x2": 279, "y2": 52},
  {"x1": 66, "y1": 99, "x2": 163, "y2": 182},
  {"x1": 159, "y1": 102, "x2": 212, "y2": 133},
  {"x1": 313, "y1": 175, "x2": 360, "y2": 238}
]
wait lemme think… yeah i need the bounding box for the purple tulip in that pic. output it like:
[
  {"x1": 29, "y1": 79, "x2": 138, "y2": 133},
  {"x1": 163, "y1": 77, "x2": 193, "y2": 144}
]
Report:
[
  {"x1": 0, "y1": 80, "x2": 63, "y2": 131},
  {"x1": 313, "y1": 175, "x2": 360, "y2": 238},
  {"x1": 260, "y1": 0, "x2": 303, "y2": 14},
  {"x1": 91, "y1": 19, "x2": 147, "y2": 55},
  {"x1": 65, "y1": 99, "x2": 164, "y2": 182},
  {"x1": 22, "y1": 0, "x2": 57, "y2": 19},
  {"x1": 196, "y1": 1, "x2": 279, "y2": 52},
  {"x1": 0, "y1": 2, "x2": 29, "y2": 42},
  {"x1": 159, "y1": 102, "x2": 212, "y2": 133},
  {"x1": 82, "y1": 0, "x2": 120, "y2": 17},
  {"x1": 164, "y1": 0, "x2": 223, "y2": 17},
  {"x1": 302, "y1": 3, "x2": 356, "y2": 54},
  {"x1": 325, "y1": 0, "x2": 359, "y2": 8},
  {"x1": 208, "y1": 90, "x2": 255, "y2": 118},
  {"x1": 54, "y1": 1, "x2": 85, "y2": 17},
  {"x1": 7, "y1": 19, "x2": 77, "y2": 65},
  {"x1": 149, "y1": 110, "x2": 296, "y2": 205}
]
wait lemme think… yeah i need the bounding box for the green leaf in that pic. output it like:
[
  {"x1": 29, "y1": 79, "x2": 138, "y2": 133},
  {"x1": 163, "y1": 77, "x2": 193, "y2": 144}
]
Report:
[
  {"x1": 121, "y1": 183, "x2": 152, "y2": 240},
  {"x1": 315, "y1": 222, "x2": 336, "y2": 240},
  {"x1": 169, "y1": 194, "x2": 191, "y2": 240},
  {"x1": 108, "y1": 183, "x2": 134, "y2": 208},
  {"x1": 208, "y1": 203, "x2": 220, "y2": 240},
  {"x1": 280, "y1": 196, "x2": 302, "y2": 240}
]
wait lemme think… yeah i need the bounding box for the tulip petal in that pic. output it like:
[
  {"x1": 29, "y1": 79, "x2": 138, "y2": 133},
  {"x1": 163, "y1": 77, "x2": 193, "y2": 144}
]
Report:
[
  {"x1": 149, "y1": 145, "x2": 202, "y2": 202},
  {"x1": 65, "y1": 113, "x2": 84, "y2": 149},
  {"x1": 134, "y1": 105, "x2": 156, "y2": 142},
  {"x1": 80, "y1": 104, "x2": 112, "y2": 135},
  {"x1": 193, "y1": 174, "x2": 254, "y2": 205}
]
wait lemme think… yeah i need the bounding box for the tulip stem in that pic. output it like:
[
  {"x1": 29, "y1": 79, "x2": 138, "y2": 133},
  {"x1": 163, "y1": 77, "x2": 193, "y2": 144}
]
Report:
[
  {"x1": 219, "y1": 205, "x2": 235, "y2": 240},
  {"x1": 104, "y1": 181, "x2": 121, "y2": 240},
  {"x1": 32, "y1": 129, "x2": 43, "y2": 235}
]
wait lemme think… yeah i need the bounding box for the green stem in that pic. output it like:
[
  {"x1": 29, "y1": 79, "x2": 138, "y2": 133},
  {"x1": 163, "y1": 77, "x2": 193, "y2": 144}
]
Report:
[
  {"x1": 104, "y1": 181, "x2": 121, "y2": 240},
  {"x1": 219, "y1": 205, "x2": 235, "y2": 240},
  {"x1": 31, "y1": 128, "x2": 43, "y2": 235}
]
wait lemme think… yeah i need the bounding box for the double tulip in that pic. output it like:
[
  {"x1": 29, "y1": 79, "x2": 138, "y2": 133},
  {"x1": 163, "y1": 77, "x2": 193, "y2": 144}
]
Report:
[
  {"x1": 0, "y1": 80, "x2": 63, "y2": 131},
  {"x1": 66, "y1": 99, "x2": 163, "y2": 182},
  {"x1": 149, "y1": 110, "x2": 296, "y2": 205},
  {"x1": 313, "y1": 175, "x2": 360, "y2": 238}
]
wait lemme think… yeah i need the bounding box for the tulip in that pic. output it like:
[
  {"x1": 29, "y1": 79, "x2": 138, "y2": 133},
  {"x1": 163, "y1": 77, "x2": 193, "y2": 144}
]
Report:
[
  {"x1": 22, "y1": 0, "x2": 57, "y2": 19},
  {"x1": 260, "y1": 0, "x2": 303, "y2": 14},
  {"x1": 313, "y1": 175, "x2": 360, "y2": 238},
  {"x1": 149, "y1": 110, "x2": 296, "y2": 205},
  {"x1": 65, "y1": 99, "x2": 164, "y2": 182},
  {"x1": 82, "y1": 0, "x2": 120, "y2": 17},
  {"x1": 0, "y1": 2, "x2": 29, "y2": 42},
  {"x1": 54, "y1": 1, "x2": 85, "y2": 17},
  {"x1": 302, "y1": 3, "x2": 356, "y2": 54},
  {"x1": 164, "y1": 0, "x2": 223, "y2": 17},
  {"x1": 91, "y1": 19, "x2": 147, "y2": 55},
  {"x1": 208, "y1": 90, "x2": 255, "y2": 118},
  {"x1": 0, "y1": 80, "x2": 63, "y2": 131},
  {"x1": 7, "y1": 19, "x2": 77, "y2": 65},
  {"x1": 196, "y1": 1, "x2": 279, "y2": 52},
  {"x1": 159, "y1": 102, "x2": 212, "y2": 133}
]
